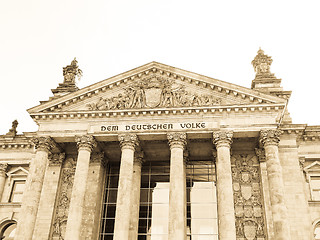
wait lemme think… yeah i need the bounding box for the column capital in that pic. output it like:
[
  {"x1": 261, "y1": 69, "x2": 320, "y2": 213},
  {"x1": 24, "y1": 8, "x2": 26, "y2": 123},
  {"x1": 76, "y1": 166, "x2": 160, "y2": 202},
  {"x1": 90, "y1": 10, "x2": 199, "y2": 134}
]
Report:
[
  {"x1": 48, "y1": 153, "x2": 65, "y2": 166},
  {"x1": 134, "y1": 151, "x2": 144, "y2": 167},
  {"x1": 212, "y1": 131, "x2": 233, "y2": 148},
  {"x1": 259, "y1": 129, "x2": 282, "y2": 147},
  {"x1": 255, "y1": 148, "x2": 266, "y2": 162},
  {"x1": 31, "y1": 136, "x2": 58, "y2": 153},
  {"x1": 118, "y1": 134, "x2": 139, "y2": 151},
  {"x1": 0, "y1": 163, "x2": 8, "y2": 174},
  {"x1": 75, "y1": 135, "x2": 97, "y2": 152},
  {"x1": 167, "y1": 132, "x2": 187, "y2": 149},
  {"x1": 90, "y1": 152, "x2": 107, "y2": 167}
]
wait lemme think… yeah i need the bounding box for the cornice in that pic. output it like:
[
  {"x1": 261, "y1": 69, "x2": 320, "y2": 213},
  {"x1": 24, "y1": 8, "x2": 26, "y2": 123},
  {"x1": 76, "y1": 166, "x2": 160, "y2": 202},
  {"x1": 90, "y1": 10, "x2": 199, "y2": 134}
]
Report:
[
  {"x1": 27, "y1": 62, "x2": 286, "y2": 115},
  {"x1": 0, "y1": 135, "x2": 34, "y2": 149},
  {"x1": 279, "y1": 124, "x2": 320, "y2": 142},
  {"x1": 0, "y1": 143, "x2": 33, "y2": 149},
  {"x1": 29, "y1": 103, "x2": 285, "y2": 122}
]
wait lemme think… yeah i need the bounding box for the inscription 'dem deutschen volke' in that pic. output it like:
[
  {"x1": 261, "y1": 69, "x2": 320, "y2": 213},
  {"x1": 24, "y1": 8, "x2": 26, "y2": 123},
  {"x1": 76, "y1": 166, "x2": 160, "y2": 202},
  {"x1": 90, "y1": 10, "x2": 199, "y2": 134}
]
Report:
[{"x1": 100, "y1": 122, "x2": 207, "y2": 132}]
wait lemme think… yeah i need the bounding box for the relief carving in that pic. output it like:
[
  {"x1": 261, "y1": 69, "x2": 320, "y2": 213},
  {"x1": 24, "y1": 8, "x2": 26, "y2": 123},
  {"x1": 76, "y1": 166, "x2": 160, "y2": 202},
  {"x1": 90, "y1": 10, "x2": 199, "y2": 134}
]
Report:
[
  {"x1": 51, "y1": 157, "x2": 76, "y2": 240},
  {"x1": 232, "y1": 154, "x2": 266, "y2": 240},
  {"x1": 87, "y1": 75, "x2": 222, "y2": 110}
]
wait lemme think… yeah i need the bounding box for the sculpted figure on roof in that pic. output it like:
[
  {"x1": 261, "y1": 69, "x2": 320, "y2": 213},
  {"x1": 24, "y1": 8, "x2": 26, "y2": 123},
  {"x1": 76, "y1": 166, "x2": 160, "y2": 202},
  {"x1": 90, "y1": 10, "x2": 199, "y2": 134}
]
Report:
[{"x1": 63, "y1": 58, "x2": 83, "y2": 84}]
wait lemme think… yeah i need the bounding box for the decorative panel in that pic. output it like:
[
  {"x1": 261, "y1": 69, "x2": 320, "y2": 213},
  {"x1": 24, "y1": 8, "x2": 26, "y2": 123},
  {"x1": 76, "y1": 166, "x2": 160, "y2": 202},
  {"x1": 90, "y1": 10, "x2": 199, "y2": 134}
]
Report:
[
  {"x1": 231, "y1": 153, "x2": 266, "y2": 240},
  {"x1": 51, "y1": 156, "x2": 76, "y2": 240}
]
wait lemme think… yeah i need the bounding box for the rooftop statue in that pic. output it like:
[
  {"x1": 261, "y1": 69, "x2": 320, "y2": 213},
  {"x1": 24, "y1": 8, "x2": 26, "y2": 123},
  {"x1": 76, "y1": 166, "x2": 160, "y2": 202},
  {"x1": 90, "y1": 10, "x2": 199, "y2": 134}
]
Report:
[
  {"x1": 251, "y1": 48, "x2": 273, "y2": 77},
  {"x1": 6, "y1": 119, "x2": 18, "y2": 137},
  {"x1": 63, "y1": 58, "x2": 83, "y2": 84}
]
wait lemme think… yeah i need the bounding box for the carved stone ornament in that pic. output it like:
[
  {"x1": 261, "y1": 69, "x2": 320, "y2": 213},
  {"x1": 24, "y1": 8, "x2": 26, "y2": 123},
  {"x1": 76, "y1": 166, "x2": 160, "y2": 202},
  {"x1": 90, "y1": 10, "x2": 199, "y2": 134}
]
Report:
[
  {"x1": 212, "y1": 131, "x2": 233, "y2": 148},
  {"x1": 5, "y1": 120, "x2": 18, "y2": 137},
  {"x1": 118, "y1": 134, "x2": 139, "y2": 150},
  {"x1": 255, "y1": 148, "x2": 266, "y2": 162},
  {"x1": 299, "y1": 157, "x2": 305, "y2": 171},
  {"x1": 232, "y1": 154, "x2": 266, "y2": 239},
  {"x1": 0, "y1": 163, "x2": 8, "y2": 174},
  {"x1": 252, "y1": 48, "x2": 273, "y2": 76},
  {"x1": 63, "y1": 58, "x2": 82, "y2": 84},
  {"x1": 49, "y1": 153, "x2": 66, "y2": 166},
  {"x1": 31, "y1": 136, "x2": 57, "y2": 153},
  {"x1": 167, "y1": 132, "x2": 187, "y2": 149},
  {"x1": 259, "y1": 129, "x2": 282, "y2": 147},
  {"x1": 51, "y1": 156, "x2": 76, "y2": 240},
  {"x1": 75, "y1": 135, "x2": 97, "y2": 152},
  {"x1": 86, "y1": 75, "x2": 222, "y2": 110}
]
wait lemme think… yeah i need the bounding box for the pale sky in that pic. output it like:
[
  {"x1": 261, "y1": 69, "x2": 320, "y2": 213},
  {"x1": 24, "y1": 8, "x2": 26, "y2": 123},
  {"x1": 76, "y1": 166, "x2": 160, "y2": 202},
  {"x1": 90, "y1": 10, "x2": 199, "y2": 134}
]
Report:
[{"x1": 0, "y1": 0, "x2": 319, "y2": 134}]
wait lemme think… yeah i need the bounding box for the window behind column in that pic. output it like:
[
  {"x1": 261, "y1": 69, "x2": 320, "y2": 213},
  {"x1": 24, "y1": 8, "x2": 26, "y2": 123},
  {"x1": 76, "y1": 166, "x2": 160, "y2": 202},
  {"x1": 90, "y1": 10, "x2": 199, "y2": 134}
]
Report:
[
  {"x1": 186, "y1": 160, "x2": 218, "y2": 240},
  {"x1": 138, "y1": 161, "x2": 170, "y2": 240},
  {"x1": 99, "y1": 163, "x2": 120, "y2": 240}
]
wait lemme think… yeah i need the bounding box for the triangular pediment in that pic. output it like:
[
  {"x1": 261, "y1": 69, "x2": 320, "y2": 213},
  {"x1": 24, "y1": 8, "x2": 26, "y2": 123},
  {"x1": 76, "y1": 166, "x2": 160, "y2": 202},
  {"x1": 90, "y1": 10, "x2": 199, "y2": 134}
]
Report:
[
  {"x1": 28, "y1": 62, "x2": 286, "y2": 116},
  {"x1": 7, "y1": 166, "x2": 29, "y2": 176},
  {"x1": 304, "y1": 161, "x2": 320, "y2": 172}
]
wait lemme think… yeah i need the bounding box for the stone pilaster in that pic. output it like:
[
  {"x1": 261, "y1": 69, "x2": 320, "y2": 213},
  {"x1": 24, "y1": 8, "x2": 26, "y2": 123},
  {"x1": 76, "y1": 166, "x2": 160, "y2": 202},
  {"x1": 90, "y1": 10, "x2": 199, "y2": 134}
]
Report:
[
  {"x1": 65, "y1": 135, "x2": 97, "y2": 240},
  {"x1": 167, "y1": 132, "x2": 187, "y2": 240},
  {"x1": 0, "y1": 163, "x2": 8, "y2": 201},
  {"x1": 129, "y1": 151, "x2": 144, "y2": 240},
  {"x1": 32, "y1": 153, "x2": 65, "y2": 239},
  {"x1": 259, "y1": 129, "x2": 291, "y2": 240},
  {"x1": 114, "y1": 134, "x2": 139, "y2": 240},
  {"x1": 212, "y1": 131, "x2": 237, "y2": 240},
  {"x1": 256, "y1": 148, "x2": 274, "y2": 239},
  {"x1": 14, "y1": 136, "x2": 58, "y2": 240}
]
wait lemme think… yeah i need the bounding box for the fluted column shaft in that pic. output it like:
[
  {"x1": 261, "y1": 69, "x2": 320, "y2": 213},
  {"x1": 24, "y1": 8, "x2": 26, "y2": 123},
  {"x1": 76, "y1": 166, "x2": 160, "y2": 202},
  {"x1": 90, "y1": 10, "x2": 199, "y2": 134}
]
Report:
[
  {"x1": 167, "y1": 132, "x2": 187, "y2": 240},
  {"x1": 260, "y1": 129, "x2": 291, "y2": 240},
  {"x1": 14, "y1": 137, "x2": 57, "y2": 240},
  {"x1": 114, "y1": 134, "x2": 139, "y2": 240},
  {"x1": 0, "y1": 163, "x2": 8, "y2": 201},
  {"x1": 212, "y1": 131, "x2": 236, "y2": 240},
  {"x1": 129, "y1": 151, "x2": 144, "y2": 240},
  {"x1": 65, "y1": 135, "x2": 97, "y2": 240}
]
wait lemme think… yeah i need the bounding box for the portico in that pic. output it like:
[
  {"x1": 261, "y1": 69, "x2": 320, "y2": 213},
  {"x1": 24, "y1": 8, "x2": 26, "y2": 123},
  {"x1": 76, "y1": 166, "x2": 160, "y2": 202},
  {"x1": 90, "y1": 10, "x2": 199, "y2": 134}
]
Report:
[{"x1": 6, "y1": 50, "x2": 314, "y2": 240}]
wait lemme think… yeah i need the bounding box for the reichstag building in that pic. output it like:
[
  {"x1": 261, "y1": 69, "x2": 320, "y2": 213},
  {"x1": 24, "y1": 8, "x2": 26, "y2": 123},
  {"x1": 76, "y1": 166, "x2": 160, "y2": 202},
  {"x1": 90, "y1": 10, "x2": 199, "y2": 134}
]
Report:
[{"x1": 0, "y1": 49, "x2": 319, "y2": 240}]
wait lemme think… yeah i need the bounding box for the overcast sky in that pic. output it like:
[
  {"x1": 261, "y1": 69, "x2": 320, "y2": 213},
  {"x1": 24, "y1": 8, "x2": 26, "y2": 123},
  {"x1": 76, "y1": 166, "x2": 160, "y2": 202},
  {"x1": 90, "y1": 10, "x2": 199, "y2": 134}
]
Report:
[{"x1": 0, "y1": 0, "x2": 319, "y2": 134}]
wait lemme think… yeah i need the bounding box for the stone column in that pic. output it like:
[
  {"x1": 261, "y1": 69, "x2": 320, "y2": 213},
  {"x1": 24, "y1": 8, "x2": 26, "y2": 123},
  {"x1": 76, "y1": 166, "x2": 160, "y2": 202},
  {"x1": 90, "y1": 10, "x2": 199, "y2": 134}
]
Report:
[
  {"x1": 14, "y1": 136, "x2": 57, "y2": 240},
  {"x1": 32, "y1": 153, "x2": 65, "y2": 239},
  {"x1": 65, "y1": 135, "x2": 97, "y2": 240},
  {"x1": 167, "y1": 132, "x2": 187, "y2": 240},
  {"x1": 212, "y1": 131, "x2": 236, "y2": 240},
  {"x1": 0, "y1": 163, "x2": 8, "y2": 201},
  {"x1": 129, "y1": 151, "x2": 144, "y2": 240},
  {"x1": 260, "y1": 129, "x2": 291, "y2": 240},
  {"x1": 114, "y1": 134, "x2": 139, "y2": 240},
  {"x1": 80, "y1": 152, "x2": 107, "y2": 239}
]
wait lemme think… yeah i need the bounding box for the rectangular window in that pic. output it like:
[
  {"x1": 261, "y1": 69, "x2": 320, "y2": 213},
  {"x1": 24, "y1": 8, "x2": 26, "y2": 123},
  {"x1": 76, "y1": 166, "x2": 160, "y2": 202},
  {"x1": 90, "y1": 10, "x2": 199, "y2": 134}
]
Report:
[
  {"x1": 311, "y1": 176, "x2": 320, "y2": 200},
  {"x1": 9, "y1": 180, "x2": 26, "y2": 203}
]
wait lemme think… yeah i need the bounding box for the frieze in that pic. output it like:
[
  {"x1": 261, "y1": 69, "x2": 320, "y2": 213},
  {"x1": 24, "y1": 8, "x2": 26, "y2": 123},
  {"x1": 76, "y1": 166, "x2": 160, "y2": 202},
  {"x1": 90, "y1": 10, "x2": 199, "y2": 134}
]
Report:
[
  {"x1": 86, "y1": 75, "x2": 222, "y2": 110},
  {"x1": 231, "y1": 154, "x2": 266, "y2": 240}
]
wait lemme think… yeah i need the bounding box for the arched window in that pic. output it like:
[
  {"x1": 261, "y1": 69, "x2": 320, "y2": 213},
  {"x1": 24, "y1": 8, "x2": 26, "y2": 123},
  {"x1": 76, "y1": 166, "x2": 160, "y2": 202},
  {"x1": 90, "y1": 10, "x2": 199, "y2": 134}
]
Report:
[
  {"x1": 0, "y1": 221, "x2": 17, "y2": 240},
  {"x1": 315, "y1": 221, "x2": 320, "y2": 240}
]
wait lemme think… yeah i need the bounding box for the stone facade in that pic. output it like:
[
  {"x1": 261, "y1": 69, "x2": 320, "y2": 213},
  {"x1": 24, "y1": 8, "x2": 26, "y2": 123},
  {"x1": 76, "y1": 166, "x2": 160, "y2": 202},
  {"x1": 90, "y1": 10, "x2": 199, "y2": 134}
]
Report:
[{"x1": 0, "y1": 51, "x2": 319, "y2": 239}]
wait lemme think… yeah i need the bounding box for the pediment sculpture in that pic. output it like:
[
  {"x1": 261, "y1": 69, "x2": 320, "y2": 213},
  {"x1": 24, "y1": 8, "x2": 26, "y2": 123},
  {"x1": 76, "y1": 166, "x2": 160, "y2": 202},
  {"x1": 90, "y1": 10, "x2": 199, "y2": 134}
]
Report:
[{"x1": 87, "y1": 75, "x2": 222, "y2": 110}]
